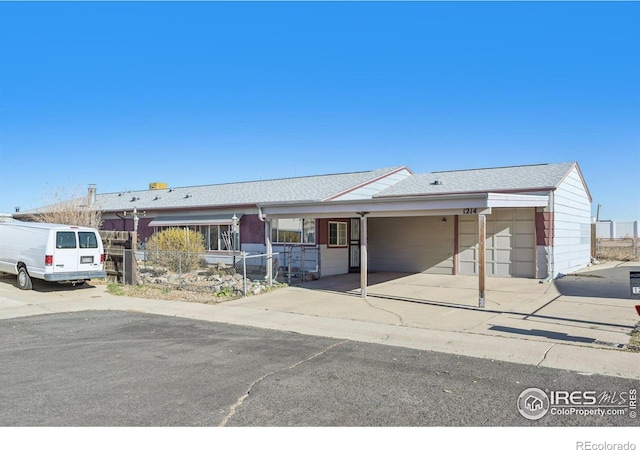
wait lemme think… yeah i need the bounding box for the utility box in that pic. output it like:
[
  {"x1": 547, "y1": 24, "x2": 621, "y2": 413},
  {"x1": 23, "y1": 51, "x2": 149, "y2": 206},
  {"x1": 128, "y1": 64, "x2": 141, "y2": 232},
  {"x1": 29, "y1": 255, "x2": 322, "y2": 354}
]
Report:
[{"x1": 631, "y1": 271, "x2": 640, "y2": 298}]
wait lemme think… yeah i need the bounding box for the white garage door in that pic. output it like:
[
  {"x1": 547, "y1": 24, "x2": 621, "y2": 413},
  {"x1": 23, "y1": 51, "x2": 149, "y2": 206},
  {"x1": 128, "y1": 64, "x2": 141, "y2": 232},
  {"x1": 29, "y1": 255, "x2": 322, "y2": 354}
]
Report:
[{"x1": 458, "y1": 208, "x2": 535, "y2": 277}]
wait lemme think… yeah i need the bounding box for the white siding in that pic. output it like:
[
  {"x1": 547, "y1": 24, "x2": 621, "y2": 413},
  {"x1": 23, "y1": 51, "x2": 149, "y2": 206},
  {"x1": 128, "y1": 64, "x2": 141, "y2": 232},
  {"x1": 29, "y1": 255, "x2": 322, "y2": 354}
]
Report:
[
  {"x1": 552, "y1": 167, "x2": 591, "y2": 277},
  {"x1": 367, "y1": 216, "x2": 454, "y2": 274},
  {"x1": 241, "y1": 243, "x2": 266, "y2": 254},
  {"x1": 319, "y1": 244, "x2": 349, "y2": 276},
  {"x1": 336, "y1": 168, "x2": 412, "y2": 200},
  {"x1": 536, "y1": 245, "x2": 550, "y2": 279}
]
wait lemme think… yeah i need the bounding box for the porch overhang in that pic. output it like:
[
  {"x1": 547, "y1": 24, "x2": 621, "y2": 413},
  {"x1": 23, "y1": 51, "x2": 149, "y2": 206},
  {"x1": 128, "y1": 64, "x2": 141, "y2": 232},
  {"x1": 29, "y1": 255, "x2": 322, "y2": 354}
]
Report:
[
  {"x1": 148, "y1": 213, "x2": 243, "y2": 227},
  {"x1": 258, "y1": 192, "x2": 549, "y2": 302},
  {"x1": 257, "y1": 192, "x2": 549, "y2": 219}
]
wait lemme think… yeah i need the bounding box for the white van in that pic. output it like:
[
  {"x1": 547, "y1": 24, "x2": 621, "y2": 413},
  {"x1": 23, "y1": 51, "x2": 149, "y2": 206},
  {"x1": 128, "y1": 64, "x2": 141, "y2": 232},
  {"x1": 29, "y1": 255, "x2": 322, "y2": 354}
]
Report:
[{"x1": 0, "y1": 220, "x2": 106, "y2": 290}]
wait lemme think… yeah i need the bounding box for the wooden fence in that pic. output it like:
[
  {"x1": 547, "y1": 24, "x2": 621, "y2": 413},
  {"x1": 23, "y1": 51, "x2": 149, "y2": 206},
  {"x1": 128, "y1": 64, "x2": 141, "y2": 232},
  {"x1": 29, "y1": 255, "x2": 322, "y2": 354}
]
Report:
[
  {"x1": 591, "y1": 223, "x2": 639, "y2": 261},
  {"x1": 100, "y1": 231, "x2": 129, "y2": 282}
]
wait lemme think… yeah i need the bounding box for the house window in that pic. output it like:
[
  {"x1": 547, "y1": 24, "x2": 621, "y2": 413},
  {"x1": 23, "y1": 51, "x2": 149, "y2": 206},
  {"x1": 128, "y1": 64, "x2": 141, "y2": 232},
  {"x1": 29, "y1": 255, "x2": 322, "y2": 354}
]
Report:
[
  {"x1": 156, "y1": 224, "x2": 235, "y2": 251},
  {"x1": 271, "y1": 218, "x2": 315, "y2": 244},
  {"x1": 328, "y1": 221, "x2": 347, "y2": 247},
  {"x1": 198, "y1": 224, "x2": 234, "y2": 251}
]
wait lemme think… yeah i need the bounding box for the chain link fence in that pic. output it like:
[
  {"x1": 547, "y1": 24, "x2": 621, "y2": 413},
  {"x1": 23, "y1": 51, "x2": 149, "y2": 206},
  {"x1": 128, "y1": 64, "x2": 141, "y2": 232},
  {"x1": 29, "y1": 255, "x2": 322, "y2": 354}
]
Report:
[
  {"x1": 120, "y1": 249, "x2": 281, "y2": 297},
  {"x1": 106, "y1": 243, "x2": 323, "y2": 298},
  {"x1": 272, "y1": 245, "x2": 320, "y2": 284}
]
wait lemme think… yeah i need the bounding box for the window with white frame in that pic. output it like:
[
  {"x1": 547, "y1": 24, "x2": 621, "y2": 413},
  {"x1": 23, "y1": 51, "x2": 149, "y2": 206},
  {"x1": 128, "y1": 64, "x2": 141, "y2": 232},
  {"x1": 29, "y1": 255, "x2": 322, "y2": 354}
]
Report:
[
  {"x1": 199, "y1": 224, "x2": 234, "y2": 251},
  {"x1": 156, "y1": 224, "x2": 235, "y2": 251},
  {"x1": 271, "y1": 218, "x2": 315, "y2": 244},
  {"x1": 328, "y1": 221, "x2": 347, "y2": 247}
]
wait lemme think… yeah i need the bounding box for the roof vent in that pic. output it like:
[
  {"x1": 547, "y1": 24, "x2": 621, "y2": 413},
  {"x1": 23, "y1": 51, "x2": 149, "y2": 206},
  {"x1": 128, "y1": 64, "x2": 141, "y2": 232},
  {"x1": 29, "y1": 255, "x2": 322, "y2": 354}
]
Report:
[
  {"x1": 153, "y1": 196, "x2": 161, "y2": 201},
  {"x1": 131, "y1": 196, "x2": 140, "y2": 202},
  {"x1": 184, "y1": 193, "x2": 192, "y2": 199},
  {"x1": 431, "y1": 180, "x2": 443, "y2": 185}
]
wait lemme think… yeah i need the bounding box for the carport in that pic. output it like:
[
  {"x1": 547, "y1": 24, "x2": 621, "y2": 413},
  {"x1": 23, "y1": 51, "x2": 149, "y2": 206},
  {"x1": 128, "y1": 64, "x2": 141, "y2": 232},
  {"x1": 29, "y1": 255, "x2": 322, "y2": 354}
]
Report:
[{"x1": 258, "y1": 192, "x2": 549, "y2": 307}]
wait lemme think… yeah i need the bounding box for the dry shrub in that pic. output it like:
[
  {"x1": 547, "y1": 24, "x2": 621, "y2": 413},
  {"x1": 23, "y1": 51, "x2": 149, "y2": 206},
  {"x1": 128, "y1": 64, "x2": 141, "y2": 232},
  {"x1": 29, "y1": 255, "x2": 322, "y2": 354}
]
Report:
[
  {"x1": 596, "y1": 238, "x2": 639, "y2": 262},
  {"x1": 29, "y1": 187, "x2": 103, "y2": 229},
  {"x1": 145, "y1": 228, "x2": 206, "y2": 272}
]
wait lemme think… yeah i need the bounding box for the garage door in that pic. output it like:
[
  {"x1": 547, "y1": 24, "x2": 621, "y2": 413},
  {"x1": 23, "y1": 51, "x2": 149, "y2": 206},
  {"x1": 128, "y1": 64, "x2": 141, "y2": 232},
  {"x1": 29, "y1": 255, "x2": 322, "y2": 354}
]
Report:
[{"x1": 458, "y1": 208, "x2": 535, "y2": 277}]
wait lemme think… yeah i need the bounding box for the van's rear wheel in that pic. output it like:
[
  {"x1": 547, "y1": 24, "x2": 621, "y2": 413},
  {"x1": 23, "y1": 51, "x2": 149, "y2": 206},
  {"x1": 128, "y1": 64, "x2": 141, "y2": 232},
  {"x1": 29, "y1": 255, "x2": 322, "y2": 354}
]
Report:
[{"x1": 17, "y1": 267, "x2": 33, "y2": 290}]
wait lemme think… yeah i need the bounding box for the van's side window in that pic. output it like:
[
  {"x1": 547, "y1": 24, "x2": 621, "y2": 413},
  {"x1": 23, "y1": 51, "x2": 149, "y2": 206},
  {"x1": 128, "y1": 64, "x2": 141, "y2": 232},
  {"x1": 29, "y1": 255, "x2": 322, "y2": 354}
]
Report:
[
  {"x1": 78, "y1": 232, "x2": 98, "y2": 249},
  {"x1": 56, "y1": 232, "x2": 77, "y2": 249}
]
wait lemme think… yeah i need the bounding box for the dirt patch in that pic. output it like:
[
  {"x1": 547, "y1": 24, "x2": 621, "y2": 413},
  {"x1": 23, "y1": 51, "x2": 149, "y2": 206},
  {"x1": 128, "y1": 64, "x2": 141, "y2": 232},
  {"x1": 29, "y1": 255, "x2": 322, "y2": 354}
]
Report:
[
  {"x1": 595, "y1": 238, "x2": 639, "y2": 262},
  {"x1": 95, "y1": 280, "x2": 286, "y2": 305},
  {"x1": 628, "y1": 324, "x2": 640, "y2": 353},
  {"x1": 566, "y1": 273, "x2": 606, "y2": 278}
]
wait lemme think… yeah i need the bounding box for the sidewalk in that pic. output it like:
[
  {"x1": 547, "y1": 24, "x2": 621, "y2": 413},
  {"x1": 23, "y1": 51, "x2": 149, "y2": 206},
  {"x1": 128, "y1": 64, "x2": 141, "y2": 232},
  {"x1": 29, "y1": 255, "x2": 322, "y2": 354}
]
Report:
[{"x1": 0, "y1": 262, "x2": 638, "y2": 380}]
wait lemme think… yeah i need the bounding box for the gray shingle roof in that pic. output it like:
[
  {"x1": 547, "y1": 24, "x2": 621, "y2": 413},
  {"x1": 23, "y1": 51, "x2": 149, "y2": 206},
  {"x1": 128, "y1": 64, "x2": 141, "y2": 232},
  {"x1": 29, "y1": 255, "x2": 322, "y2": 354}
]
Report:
[
  {"x1": 19, "y1": 162, "x2": 581, "y2": 216},
  {"x1": 92, "y1": 167, "x2": 405, "y2": 212},
  {"x1": 375, "y1": 162, "x2": 577, "y2": 198}
]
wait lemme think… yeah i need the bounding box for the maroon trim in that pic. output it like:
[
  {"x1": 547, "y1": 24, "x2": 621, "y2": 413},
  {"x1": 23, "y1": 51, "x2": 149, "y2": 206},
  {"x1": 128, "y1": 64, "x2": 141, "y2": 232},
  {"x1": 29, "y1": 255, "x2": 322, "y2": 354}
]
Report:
[
  {"x1": 241, "y1": 214, "x2": 265, "y2": 244},
  {"x1": 535, "y1": 211, "x2": 554, "y2": 246}
]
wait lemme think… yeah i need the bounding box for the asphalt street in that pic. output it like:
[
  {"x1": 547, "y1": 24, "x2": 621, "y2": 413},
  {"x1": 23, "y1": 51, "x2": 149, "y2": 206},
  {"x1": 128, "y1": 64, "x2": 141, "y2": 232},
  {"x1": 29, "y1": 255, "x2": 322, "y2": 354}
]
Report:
[{"x1": 0, "y1": 310, "x2": 637, "y2": 427}]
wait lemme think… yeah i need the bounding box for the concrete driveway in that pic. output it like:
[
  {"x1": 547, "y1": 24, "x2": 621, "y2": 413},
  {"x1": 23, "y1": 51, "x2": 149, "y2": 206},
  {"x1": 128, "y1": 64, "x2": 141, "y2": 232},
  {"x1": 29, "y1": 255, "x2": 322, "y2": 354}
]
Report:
[
  {"x1": 234, "y1": 261, "x2": 639, "y2": 348},
  {"x1": 1, "y1": 261, "x2": 639, "y2": 379},
  {"x1": 225, "y1": 261, "x2": 640, "y2": 378}
]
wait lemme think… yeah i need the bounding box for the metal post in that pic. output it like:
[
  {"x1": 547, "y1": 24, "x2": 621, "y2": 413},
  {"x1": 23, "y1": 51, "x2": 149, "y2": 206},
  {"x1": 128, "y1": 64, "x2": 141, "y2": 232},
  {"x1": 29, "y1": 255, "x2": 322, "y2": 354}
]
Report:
[
  {"x1": 301, "y1": 246, "x2": 306, "y2": 282},
  {"x1": 122, "y1": 207, "x2": 144, "y2": 285},
  {"x1": 360, "y1": 213, "x2": 368, "y2": 298},
  {"x1": 178, "y1": 252, "x2": 182, "y2": 289},
  {"x1": 478, "y1": 214, "x2": 486, "y2": 308},
  {"x1": 242, "y1": 252, "x2": 247, "y2": 297},
  {"x1": 265, "y1": 220, "x2": 272, "y2": 287},
  {"x1": 287, "y1": 246, "x2": 292, "y2": 285},
  {"x1": 132, "y1": 207, "x2": 139, "y2": 251}
]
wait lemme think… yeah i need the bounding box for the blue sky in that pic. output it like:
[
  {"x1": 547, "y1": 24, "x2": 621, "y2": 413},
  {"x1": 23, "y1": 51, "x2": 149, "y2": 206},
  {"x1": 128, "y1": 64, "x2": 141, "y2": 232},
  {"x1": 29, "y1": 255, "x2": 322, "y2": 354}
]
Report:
[{"x1": 0, "y1": 1, "x2": 638, "y2": 221}]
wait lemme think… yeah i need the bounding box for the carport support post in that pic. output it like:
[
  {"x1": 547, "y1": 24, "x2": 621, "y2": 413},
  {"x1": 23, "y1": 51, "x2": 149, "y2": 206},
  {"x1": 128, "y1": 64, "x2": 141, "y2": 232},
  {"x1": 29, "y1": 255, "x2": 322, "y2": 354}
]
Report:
[
  {"x1": 265, "y1": 220, "x2": 273, "y2": 286},
  {"x1": 478, "y1": 214, "x2": 486, "y2": 308},
  {"x1": 360, "y1": 213, "x2": 368, "y2": 298}
]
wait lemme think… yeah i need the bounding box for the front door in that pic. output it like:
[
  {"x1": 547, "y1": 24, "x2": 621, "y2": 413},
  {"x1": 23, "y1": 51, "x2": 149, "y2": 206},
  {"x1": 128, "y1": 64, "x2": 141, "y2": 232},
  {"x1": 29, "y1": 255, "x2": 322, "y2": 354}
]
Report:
[{"x1": 349, "y1": 218, "x2": 360, "y2": 272}]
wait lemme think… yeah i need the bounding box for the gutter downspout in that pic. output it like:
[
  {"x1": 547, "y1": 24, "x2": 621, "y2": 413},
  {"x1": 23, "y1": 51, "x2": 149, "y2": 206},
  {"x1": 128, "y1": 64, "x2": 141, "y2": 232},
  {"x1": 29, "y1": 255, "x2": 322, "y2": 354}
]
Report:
[
  {"x1": 257, "y1": 206, "x2": 267, "y2": 223},
  {"x1": 540, "y1": 191, "x2": 554, "y2": 283},
  {"x1": 257, "y1": 206, "x2": 273, "y2": 286}
]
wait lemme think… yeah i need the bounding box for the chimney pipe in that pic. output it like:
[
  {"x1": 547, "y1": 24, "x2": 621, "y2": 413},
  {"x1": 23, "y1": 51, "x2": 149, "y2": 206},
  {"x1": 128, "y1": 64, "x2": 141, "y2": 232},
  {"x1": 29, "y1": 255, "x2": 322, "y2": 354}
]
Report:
[{"x1": 88, "y1": 184, "x2": 96, "y2": 205}]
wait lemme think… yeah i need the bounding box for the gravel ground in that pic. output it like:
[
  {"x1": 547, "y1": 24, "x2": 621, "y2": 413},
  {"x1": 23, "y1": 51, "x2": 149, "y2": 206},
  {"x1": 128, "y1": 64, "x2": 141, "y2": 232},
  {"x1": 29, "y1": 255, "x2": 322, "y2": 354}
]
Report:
[{"x1": 98, "y1": 280, "x2": 285, "y2": 304}]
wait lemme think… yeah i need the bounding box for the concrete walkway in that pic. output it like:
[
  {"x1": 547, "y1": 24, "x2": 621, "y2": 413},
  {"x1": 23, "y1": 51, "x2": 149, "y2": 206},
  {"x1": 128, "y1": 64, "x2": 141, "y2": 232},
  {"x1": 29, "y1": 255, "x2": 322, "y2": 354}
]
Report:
[{"x1": 1, "y1": 261, "x2": 639, "y2": 380}]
